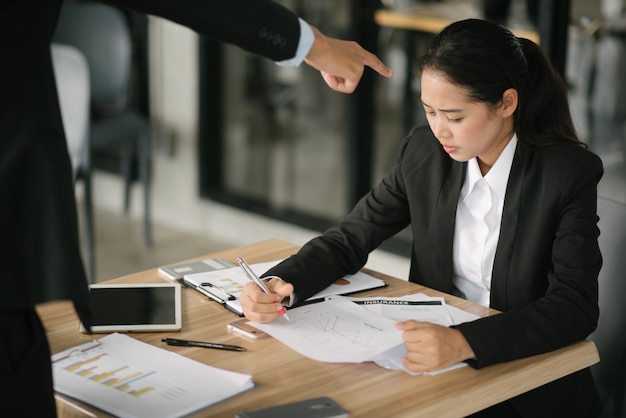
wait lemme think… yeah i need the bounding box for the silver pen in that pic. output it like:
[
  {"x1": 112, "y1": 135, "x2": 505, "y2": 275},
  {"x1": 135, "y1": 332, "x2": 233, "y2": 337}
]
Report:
[{"x1": 237, "y1": 257, "x2": 290, "y2": 321}]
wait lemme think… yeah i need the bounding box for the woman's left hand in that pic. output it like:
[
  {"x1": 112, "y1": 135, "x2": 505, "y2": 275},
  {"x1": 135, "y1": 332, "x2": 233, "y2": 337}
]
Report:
[{"x1": 394, "y1": 321, "x2": 476, "y2": 373}]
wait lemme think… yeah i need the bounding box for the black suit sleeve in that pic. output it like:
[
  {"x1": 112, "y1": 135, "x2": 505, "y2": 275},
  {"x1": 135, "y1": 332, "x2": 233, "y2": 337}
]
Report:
[
  {"x1": 263, "y1": 132, "x2": 415, "y2": 304},
  {"x1": 103, "y1": 0, "x2": 301, "y2": 61}
]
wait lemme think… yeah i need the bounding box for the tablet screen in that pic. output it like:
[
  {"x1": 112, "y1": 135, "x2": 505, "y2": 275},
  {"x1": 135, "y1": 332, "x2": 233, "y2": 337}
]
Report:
[{"x1": 81, "y1": 283, "x2": 182, "y2": 332}]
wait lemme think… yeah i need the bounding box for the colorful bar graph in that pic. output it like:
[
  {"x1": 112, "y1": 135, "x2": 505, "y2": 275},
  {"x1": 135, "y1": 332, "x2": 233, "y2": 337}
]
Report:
[
  {"x1": 91, "y1": 366, "x2": 129, "y2": 382},
  {"x1": 67, "y1": 355, "x2": 158, "y2": 398},
  {"x1": 52, "y1": 333, "x2": 255, "y2": 417},
  {"x1": 115, "y1": 371, "x2": 157, "y2": 396},
  {"x1": 77, "y1": 366, "x2": 97, "y2": 377},
  {"x1": 104, "y1": 370, "x2": 142, "y2": 387},
  {"x1": 129, "y1": 386, "x2": 155, "y2": 397},
  {"x1": 64, "y1": 353, "x2": 108, "y2": 372},
  {"x1": 56, "y1": 340, "x2": 163, "y2": 399},
  {"x1": 218, "y1": 277, "x2": 245, "y2": 296}
]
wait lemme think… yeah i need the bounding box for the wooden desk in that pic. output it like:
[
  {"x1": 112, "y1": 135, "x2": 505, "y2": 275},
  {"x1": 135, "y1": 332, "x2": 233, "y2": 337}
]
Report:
[
  {"x1": 374, "y1": 1, "x2": 539, "y2": 43},
  {"x1": 40, "y1": 239, "x2": 599, "y2": 418}
]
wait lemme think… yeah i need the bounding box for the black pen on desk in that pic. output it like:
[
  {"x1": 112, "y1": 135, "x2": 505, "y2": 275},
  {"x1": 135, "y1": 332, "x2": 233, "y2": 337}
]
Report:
[
  {"x1": 162, "y1": 338, "x2": 246, "y2": 352},
  {"x1": 237, "y1": 256, "x2": 290, "y2": 321}
]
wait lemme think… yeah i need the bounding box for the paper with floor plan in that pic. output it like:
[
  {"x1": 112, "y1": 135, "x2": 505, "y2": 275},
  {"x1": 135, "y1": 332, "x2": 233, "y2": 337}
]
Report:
[
  {"x1": 252, "y1": 297, "x2": 404, "y2": 363},
  {"x1": 340, "y1": 293, "x2": 479, "y2": 375},
  {"x1": 251, "y1": 294, "x2": 479, "y2": 375}
]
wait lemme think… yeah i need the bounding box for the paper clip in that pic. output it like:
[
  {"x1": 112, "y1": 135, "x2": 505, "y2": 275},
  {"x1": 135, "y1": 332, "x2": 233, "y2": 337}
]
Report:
[{"x1": 51, "y1": 340, "x2": 101, "y2": 363}]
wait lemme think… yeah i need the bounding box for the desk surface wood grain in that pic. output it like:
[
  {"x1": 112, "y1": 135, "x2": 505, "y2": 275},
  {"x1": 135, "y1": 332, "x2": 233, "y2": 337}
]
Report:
[{"x1": 40, "y1": 239, "x2": 598, "y2": 418}]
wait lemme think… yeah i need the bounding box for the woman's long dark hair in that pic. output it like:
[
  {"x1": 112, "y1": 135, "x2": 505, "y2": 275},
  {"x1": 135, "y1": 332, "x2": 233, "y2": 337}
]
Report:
[{"x1": 419, "y1": 18, "x2": 584, "y2": 148}]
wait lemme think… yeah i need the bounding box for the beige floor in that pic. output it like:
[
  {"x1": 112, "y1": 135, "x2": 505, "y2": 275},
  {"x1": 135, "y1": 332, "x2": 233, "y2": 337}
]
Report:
[{"x1": 84, "y1": 206, "x2": 231, "y2": 283}]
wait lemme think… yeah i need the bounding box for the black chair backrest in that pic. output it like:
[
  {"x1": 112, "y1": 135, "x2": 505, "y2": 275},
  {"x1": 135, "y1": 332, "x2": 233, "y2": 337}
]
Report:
[
  {"x1": 51, "y1": 43, "x2": 90, "y2": 179},
  {"x1": 589, "y1": 196, "x2": 626, "y2": 405},
  {"x1": 53, "y1": 2, "x2": 131, "y2": 115}
]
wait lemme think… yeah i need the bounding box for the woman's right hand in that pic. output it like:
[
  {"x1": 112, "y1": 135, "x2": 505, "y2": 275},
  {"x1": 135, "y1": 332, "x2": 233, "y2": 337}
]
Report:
[{"x1": 239, "y1": 277, "x2": 294, "y2": 323}]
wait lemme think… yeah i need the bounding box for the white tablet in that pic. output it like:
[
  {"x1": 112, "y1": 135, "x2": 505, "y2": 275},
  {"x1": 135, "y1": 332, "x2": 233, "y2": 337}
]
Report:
[{"x1": 80, "y1": 283, "x2": 182, "y2": 333}]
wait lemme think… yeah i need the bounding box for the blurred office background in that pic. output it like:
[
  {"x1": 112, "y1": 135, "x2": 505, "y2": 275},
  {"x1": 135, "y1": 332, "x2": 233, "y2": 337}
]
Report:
[{"x1": 63, "y1": 0, "x2": 626, "y2": 282}]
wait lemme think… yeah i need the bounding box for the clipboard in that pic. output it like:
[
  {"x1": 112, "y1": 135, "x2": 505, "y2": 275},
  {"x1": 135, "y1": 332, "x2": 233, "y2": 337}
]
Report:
[{"x1": 183, "y1": 260, "x2": 387, "y2": 316}]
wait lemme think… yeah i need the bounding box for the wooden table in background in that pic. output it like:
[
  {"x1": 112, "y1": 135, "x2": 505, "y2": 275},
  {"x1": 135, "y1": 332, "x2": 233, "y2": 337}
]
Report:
[
  {"x1": 374, "y1": 1, "x2": 539, "y2": 43},
  {"x1": 40, "y1": 239, "x2": 598, "y2": 417},
  {"x1": 373, "y1": 1, "x2": 540, "y2": 142}
]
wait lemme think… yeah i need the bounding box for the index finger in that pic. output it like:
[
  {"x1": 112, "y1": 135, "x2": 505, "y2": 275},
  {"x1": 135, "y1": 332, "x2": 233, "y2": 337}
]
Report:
[{"x1": 362, "y1": 51, "x2": 393, "y2": 78}]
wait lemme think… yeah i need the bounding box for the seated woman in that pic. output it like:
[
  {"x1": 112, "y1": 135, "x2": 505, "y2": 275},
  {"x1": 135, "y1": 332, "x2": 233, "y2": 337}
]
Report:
[{"x1": 240, "y1": 18, "x2": 603, "y2": 417}]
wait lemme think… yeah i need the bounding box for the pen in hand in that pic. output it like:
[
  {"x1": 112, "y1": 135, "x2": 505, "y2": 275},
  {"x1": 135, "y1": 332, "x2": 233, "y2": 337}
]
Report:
[
  {"x1": 162, "y1": 338, "x2": 246, "y2": 352},
  {"x1": 237, "y1": 257, "x2": 290, "y2": 321}
]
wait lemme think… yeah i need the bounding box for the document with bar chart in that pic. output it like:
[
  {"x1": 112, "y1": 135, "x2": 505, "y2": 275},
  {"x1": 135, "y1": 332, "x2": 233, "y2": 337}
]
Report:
[{"x1": 51, "y1": 333, "x2": 254, "y2": 418}]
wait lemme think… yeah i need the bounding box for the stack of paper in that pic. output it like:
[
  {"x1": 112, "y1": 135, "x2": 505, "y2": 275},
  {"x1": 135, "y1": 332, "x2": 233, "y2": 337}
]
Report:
[
  {"x1": 51, "y1": 333, "x2": 254, "y2": 418},
  {"x1": 183, "y1": 260, "x2": 387, "y2": 316},
  {"x1": 158, "y1": 257, "x2": 235, "y2": 281},
  {"x1": 251, "y1": 294, "x2": 479, "y2": 375}
]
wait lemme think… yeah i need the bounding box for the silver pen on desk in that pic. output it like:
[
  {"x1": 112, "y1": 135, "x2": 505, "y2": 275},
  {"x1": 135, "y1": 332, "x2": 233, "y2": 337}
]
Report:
[{"x1": 237, "y1": 257, "x2": 290, "y2": 321}]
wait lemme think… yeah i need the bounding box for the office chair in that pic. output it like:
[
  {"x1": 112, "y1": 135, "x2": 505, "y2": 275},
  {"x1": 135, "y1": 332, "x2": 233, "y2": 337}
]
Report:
[
  {"x1": 51, "y1": 43, "x2": 95, "y2": 282},
  {"x1": 53, "y1": 1, "x2": 152, "y2": 248},
  {"x1": 600, "y1": 344, "x2": 626, "y2": 418},
  {"x1": 588, "y1": 196, "x2": 626, "y2": 415}
]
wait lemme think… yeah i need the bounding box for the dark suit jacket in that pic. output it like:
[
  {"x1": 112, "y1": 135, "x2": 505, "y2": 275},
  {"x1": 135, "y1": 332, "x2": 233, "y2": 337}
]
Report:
[
  {"x1": 106, "y1": 0, "x2": 301, "y2": 61},
  {"x1": 265, "y1": 125, "x2": 604, "y2": 417},
  {"x1": 0, "y1": 0, "x2": 301, "y2": 326}
]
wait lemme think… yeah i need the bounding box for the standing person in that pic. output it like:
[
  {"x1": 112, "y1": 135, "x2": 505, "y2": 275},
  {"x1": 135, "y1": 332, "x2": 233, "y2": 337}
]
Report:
[
  {"x1": 241, "y1": 18, "x2": 604, "y2": 417},
  {"x1": 110, "y1": 0, "x2": 393, "y2": 94},
  {"x1": 0, "y1": 0, "x2": 391, "y2": 416}
]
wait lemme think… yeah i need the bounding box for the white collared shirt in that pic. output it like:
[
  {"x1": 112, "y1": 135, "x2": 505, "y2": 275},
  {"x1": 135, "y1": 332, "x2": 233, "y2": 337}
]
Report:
[{"x1": 452, "y1": 135, "x2": 517, "y2": 307}]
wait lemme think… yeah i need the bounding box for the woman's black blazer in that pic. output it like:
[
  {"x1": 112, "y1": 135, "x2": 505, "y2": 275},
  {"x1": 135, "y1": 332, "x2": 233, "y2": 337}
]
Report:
[{"x1": 266, "y1": 125, "x2": 604, "y2": 417}]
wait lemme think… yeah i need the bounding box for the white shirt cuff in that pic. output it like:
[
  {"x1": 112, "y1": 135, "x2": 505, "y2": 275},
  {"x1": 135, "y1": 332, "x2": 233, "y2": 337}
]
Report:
[{"x1": 276, "y1": 18, "x2": 314, "y2": 67}]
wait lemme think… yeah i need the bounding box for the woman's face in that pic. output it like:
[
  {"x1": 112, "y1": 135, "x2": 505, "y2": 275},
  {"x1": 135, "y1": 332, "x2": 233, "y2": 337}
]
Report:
[{"x1": 420, "y1": 69, "x2": 516, "y2": 174}]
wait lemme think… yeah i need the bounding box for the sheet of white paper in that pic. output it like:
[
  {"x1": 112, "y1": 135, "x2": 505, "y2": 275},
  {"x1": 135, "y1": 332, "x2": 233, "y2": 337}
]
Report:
[
  {"x1": 371, "y1": 344, "x2": 467, "y2": 376},
  {"x1": 330, "y1": 294, "x2": 454, "y2": 326},
  {"x1": 447, "y1": 303, "x2": 481, "y2": 325},
  {"x1": 303, "y1": 271, "x2": 386, "y2": 301},
  {"x1": 51, "y1": 333, "x2": 254, "y2": 418},
  {"x1": 251, "y1": 298, "x2": 404, "y2": 363},
  {"x1": 325, "y1": 294, "x2": 480, "y2": 375}
]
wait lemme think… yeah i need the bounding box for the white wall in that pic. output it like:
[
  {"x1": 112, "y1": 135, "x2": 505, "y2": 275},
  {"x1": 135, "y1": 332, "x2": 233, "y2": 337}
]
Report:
[{"x1": 91, "y1": 17, "x2": 411, "y2": 280}]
